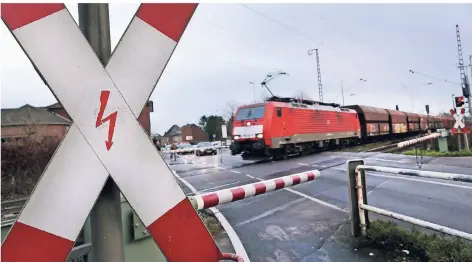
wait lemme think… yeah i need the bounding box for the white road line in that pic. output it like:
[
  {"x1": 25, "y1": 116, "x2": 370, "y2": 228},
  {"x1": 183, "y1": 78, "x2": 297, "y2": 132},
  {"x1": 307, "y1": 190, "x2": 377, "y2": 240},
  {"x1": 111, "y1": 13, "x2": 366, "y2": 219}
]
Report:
[
  {"x1": 198, "y1": 181, "x2": 244, "y2": 193},
  {"x1": 313, "y1": 165, "x2": 327, "y2": 168},
  {"x1": 245, "y1": 174, "x2": 348, "y2": 213},
  {"x1": 171, "y1": 170, "x2": 250, "y2": 261},
  {"x1": 233, "y1": 198, "x2": 306, "y2": 227},
  {"x1": 367, "y1": 179, "x2": 390, "y2": 196},
  {"x1": 330, "y1": 167, "x2": 472, "y2": 190},
  {"x1": 297, "y1": 163, "x2": 309, "y2": 166},
  {"x1": 231, "y1": 170, "x2": 242, "y2": 174},
  {"x1": 367, "y1": 158, "x2": 406, "y2": 163}
]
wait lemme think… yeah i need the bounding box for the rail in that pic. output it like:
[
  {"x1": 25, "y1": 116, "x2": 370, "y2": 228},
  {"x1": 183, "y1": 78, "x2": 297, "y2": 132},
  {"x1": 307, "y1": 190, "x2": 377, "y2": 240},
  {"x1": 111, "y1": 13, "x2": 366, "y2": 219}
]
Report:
[
  {"x1": 346, "y1": 159, "x2": 472, "y2": 240},
  {"x1": 1, "y1": 197, "x2": 27, "y2": 219}
]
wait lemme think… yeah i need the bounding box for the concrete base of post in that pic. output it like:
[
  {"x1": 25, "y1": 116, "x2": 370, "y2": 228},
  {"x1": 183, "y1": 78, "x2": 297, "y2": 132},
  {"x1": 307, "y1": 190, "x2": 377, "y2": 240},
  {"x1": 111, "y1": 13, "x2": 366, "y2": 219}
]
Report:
[{"x1": 347, "y1": 159, "x2": 369, "y2": 237}]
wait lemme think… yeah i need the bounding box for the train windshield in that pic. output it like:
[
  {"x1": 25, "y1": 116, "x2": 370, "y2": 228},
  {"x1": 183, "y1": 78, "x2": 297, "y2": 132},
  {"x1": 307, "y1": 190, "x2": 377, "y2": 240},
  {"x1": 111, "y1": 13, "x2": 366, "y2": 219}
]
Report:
[{"x1": 236, "y1": 106, "x2": 266, "y2": 121}]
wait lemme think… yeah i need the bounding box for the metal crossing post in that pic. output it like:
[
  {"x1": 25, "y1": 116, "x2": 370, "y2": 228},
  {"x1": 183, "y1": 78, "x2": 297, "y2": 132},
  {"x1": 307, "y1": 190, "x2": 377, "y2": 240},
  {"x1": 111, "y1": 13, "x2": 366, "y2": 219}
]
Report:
[
  {"x1": 346, "y1": 159, "x2": 369, "y2": 237},
  {"x1": 79, "y1": 4, "x2": 126, "y2": 262}
]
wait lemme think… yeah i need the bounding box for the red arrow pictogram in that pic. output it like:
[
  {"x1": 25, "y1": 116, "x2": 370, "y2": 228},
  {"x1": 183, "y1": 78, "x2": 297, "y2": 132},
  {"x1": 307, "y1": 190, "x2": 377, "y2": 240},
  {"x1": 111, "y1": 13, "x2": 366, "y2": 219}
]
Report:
[{"x1": 96, "y1": 90, "x2": 118, "y2": 150}]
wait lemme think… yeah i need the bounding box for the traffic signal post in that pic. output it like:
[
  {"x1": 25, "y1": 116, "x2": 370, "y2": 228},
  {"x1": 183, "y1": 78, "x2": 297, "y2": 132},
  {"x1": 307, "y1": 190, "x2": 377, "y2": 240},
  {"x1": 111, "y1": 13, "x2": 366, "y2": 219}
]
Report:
[{"x1": 452, "y1": 96, "x2": 470, "y2": 151}]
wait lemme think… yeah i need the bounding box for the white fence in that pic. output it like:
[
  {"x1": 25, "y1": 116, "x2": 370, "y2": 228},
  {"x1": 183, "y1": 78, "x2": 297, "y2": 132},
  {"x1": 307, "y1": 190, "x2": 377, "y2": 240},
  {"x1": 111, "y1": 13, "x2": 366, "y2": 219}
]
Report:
[{"x1": 347, "y1": 159, "x2": 472, "y2": 240}]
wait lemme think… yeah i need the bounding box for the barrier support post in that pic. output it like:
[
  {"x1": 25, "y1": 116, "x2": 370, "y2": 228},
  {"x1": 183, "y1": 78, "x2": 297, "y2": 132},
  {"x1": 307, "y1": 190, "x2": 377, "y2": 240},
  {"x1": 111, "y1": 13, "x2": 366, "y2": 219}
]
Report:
[{"x1": 347, "y1": 159, "x2": 369, "y2": 237}]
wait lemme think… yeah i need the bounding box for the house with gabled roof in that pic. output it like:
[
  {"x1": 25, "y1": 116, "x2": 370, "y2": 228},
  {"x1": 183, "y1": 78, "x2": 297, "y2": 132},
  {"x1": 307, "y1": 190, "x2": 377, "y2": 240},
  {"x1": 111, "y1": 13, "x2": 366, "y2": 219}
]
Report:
[
  {"x1": 1, "y1": 104, "x2": 72, "y2": 143},
  {"x1": 45, "y1": 100, "x2": 154, "y2": 135}
]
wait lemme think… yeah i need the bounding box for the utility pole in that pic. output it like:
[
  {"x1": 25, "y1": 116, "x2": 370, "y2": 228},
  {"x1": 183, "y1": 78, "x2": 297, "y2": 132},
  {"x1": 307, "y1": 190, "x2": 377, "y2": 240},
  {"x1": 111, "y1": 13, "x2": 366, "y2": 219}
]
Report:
[
  {"x1": 341, "y1": 81, "x2": 345, "y2": 106},
  {"x1": 79, "y1": 4, "x2": 125, "y2": 262},
  {"x1": 456, "y1": 25, "x2": 470, "y2": 150},
  {"x1": 307, "y1": 48, "x2": 324, "y2": 102},
  {"x1": 249, "y1": 81, "x2": 256, "y2": 103}
]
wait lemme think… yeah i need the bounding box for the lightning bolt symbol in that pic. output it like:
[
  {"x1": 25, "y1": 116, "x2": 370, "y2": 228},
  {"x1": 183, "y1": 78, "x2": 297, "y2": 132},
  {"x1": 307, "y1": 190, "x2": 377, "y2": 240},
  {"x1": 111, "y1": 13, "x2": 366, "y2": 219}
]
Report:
[{"x1": 96, "y1": 90, "x2": 118, "y2": 151}]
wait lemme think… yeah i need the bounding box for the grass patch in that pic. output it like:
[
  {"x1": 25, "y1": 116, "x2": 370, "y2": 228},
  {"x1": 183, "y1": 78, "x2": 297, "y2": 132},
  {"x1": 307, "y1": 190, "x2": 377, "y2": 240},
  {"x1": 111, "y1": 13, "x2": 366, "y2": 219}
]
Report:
[
  {"x1": 198, "y1": 210, "x2": 222, "y2": 237},
  {"x1": 355, "y1": 220, "x2": 472, "y2": 262},
  {"x1": 403, "y1": 149, "x2": 472, "y2": 157}
]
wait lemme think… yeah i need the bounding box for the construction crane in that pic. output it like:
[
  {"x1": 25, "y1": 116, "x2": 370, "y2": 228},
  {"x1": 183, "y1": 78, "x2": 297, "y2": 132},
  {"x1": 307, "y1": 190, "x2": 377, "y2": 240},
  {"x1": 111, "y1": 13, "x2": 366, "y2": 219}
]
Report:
[
  {"x1": 260, "y1": 71, "x2": 289, "y2": 98},
  {"x1": 307, "y1": 48, "x2": 324, "y2": 102}
]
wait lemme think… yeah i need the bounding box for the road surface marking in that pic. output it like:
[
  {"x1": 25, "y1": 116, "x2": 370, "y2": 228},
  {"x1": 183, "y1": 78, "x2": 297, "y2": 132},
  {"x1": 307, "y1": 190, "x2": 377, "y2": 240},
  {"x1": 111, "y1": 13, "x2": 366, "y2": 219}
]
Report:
[
  {"x1": 171, "y1": 170, "x2": 250, "y2": 261},
  {"x1": 231, "y1": 170, "x2": 242, "y2": 174},
  {"x1": 297, "y1": 163, "x2": 309, "y2": 166},
  {"x1": 367, "y1": 158, "x2": 407, "y2": 163},
  {"x1": 233, "y1": 198, "x2": 306, "y2": 227},
  {"x1": 367, "y1": 179, "x2": 390, "y2": 196},
  {"x1": 245, "y1": 175, "x2": 348, "y2": 213},
  {"x1": 312, "y1": 165, "x2": 327, "y2": 168},
  {"x1": 198, "y1": 181, "x2": 245, "y2": 192},
  {"x1": 331, "y1": 167, "x2": 472, "y2": 190}
]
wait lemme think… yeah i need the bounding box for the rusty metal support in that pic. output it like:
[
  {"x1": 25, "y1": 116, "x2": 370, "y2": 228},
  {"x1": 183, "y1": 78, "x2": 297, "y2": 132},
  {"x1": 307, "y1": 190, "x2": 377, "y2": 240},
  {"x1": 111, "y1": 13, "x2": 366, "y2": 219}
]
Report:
[
  {"x1": 346, "y1": 159, "x2": 369, "y2": 237},
  {"x1": 355, "y1": 167, "x2": 367, "y2": 236}
]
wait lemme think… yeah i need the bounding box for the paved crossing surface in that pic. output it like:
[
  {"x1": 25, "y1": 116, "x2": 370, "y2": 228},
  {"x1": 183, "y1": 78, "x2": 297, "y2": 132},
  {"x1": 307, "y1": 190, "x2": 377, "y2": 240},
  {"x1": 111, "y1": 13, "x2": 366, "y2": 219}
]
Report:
[{"x1": 165, "y1": 150, "x2": 472, "y2": 262}]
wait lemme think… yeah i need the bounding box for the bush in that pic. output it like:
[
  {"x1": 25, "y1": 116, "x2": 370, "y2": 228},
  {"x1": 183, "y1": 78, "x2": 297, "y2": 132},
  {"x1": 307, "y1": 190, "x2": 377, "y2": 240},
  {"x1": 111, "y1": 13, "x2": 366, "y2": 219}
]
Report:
[
  {"x1": 356, "y1": 220, "x2": 472, "y2": 262},
  {"x1": 1, "y1": 139, "x2": 60, "y2": 200}
]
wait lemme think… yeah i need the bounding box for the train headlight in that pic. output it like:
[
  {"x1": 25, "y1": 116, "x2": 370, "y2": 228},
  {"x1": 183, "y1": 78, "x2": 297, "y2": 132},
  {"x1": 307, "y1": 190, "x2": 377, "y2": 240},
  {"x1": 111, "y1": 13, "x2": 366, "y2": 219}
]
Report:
[
  {"x1": 256, "y1": 133, "x2": 263, "y2": 139},
  {"x1": 234, "y1": 135, "x2": 240, "y2": 140}
]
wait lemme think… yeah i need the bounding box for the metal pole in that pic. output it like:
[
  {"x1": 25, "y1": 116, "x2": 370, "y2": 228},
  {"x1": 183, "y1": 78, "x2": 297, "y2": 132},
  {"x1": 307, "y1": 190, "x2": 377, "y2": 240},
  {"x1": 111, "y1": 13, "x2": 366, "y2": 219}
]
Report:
[
  {"x1": 469, "y1": 55, "x2": 472, "y2": 117},
  {"x1": 341, "y1": 81, "x2": 345, "y2": 106},
  {"x1": 452, "y1": 94, "x2": 455, "y2": 113},
  {"x1": 78, "y1": 4, "x2": 125, "y2": 262},
  {"x1": 356, "y1": 168, "x2": 367, "y2": 236}
]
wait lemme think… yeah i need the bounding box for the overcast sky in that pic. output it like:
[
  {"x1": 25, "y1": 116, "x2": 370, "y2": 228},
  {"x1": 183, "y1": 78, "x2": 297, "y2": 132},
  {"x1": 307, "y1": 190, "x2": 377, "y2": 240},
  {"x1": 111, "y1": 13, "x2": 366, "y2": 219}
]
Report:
[{"x1": 2, "y1": 3, "x2": 471, "y2": 135}]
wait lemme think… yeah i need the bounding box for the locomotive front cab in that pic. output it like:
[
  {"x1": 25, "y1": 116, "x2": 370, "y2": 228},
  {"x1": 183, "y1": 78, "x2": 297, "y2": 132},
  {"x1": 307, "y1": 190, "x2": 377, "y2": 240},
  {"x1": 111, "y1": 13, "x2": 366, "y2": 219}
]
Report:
[{"x1": 231, "y1": 104, "x2": 269, "y2": 157}]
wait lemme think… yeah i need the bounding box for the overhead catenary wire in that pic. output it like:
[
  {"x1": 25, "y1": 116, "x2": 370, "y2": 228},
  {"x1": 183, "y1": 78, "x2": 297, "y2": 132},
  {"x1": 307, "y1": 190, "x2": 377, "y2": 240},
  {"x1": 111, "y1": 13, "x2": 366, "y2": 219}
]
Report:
[{"x1": 409, "y1": 69, "x2": 461, "y2": 86}]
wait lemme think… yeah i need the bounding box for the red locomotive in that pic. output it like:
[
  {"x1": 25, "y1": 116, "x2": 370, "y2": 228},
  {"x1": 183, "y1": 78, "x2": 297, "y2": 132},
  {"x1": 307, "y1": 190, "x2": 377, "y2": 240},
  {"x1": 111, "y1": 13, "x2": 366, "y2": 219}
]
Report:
[{"x1": 231, "y1": 96, "x2": 463, "y2": 160}]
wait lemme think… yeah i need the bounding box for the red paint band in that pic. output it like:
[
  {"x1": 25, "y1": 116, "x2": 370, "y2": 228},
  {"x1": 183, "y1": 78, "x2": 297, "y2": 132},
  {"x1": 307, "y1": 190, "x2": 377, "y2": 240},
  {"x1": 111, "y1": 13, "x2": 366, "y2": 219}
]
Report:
[
  {"x1": 292, "y1": 175, "x2": 301, "y2": 185},
  {"x1": 1, "y1": 3, "x2": 65, "y2": 30},
  {"x1": 147, "y1": 199, "x2": 222, "y2": 261},
  {"x1": 254, "y1": 183, "x2": 266, "y2": 195},
  {"x1": 136, "y1": 3, "x2": 198, "y2": 42},
  {"x1": 230, "y1": 187, "x2": 246, "y2": 201},
  {"x1": 1, "y1": 221, "x2": 74, "y2": 262},
  {"x1": 307, "y1": 172, "x2": 315, "y2": 181},
  {"x1": 202, "y1": 193, "x2": 219, "y2": 209},
  {"x1": 274, "y1": 178, "x2": 285, "y2": 189}
]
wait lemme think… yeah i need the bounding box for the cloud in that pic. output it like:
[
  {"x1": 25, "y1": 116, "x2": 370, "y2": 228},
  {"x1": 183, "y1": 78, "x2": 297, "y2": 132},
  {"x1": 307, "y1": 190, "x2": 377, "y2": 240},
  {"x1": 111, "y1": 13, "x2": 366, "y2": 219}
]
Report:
[{"x1": 1, "y1": 3, "x2": 471, "y2": 135}]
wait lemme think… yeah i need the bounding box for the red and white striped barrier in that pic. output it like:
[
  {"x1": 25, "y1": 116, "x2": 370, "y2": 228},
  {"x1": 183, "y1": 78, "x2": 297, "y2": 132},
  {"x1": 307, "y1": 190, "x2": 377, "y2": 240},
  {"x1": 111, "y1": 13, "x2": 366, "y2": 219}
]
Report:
[
  {"x1": 397, "y1": 133, "x2": 441, "y2": 148},
  {"x1": 189, "y1": 170, "x2": 321, "y2": 210},
  {"x1": 2, "y1": 4, "x2": 223, "y2": 262}
]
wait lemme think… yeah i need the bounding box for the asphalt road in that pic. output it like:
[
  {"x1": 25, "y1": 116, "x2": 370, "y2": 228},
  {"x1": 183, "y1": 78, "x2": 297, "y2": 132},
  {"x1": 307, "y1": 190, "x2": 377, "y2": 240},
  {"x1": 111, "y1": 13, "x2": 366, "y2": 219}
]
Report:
[{"x1": 165, "y1": 150, "x2": 472, "y2": 262}]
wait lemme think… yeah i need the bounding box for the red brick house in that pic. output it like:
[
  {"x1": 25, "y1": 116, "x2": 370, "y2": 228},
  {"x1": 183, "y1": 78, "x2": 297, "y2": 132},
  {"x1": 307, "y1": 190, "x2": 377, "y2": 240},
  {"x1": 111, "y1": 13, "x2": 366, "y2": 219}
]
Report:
[
  {"x1": 2, "y1": 100, "x2": 154, "y2": 143},
  {"x1": 1, "y1": 104, "x2": 72, "y2": 143},
  {"x1": 46, "y1": 100, "x2": 154, "y2": 135},
  {"x1": 161, "y1": 124, "x2": 208, "y2": 145},
  {"x1": 181, "y1": 124, "x2": 208, "y2": 144}
]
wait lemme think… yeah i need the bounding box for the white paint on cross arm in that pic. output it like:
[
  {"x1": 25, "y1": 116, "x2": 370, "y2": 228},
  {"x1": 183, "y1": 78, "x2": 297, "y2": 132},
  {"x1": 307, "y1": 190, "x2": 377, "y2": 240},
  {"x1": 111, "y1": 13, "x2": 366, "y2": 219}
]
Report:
[{"x1": 14, "y1": 9, "x2": 185, "y2": 226}]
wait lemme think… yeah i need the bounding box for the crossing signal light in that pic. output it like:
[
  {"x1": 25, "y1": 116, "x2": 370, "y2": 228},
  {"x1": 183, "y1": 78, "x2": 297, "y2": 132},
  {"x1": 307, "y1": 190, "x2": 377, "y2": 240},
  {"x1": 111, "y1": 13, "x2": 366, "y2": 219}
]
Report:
[{"x1": 455, "y1": 96, "x2": 465, "y2": 107}]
